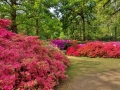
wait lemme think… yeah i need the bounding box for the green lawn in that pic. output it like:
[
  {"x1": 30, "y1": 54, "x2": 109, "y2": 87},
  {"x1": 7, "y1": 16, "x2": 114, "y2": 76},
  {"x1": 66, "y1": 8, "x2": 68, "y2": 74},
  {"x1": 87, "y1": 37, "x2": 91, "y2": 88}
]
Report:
[
  {"x1": 56, "y1": 56, "x2": 120, "y2": 90},
  {"x1": 66, "y1": 56, "x2": 120, "y2": 78}
]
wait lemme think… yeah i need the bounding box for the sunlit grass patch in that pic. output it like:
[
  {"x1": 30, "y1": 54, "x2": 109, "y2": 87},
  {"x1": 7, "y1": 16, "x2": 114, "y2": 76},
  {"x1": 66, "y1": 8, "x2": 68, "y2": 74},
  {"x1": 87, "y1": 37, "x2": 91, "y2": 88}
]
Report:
[{"x1": 67, "y1": 56, "x2": 120, "y2": 78}]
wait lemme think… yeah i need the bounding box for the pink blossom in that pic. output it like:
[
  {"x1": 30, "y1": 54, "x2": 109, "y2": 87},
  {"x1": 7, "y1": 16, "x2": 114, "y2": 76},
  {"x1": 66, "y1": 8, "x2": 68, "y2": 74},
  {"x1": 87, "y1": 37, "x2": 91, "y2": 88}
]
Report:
[{"x1": 0, "y1": 19, "x2": 70, "y2": 90}]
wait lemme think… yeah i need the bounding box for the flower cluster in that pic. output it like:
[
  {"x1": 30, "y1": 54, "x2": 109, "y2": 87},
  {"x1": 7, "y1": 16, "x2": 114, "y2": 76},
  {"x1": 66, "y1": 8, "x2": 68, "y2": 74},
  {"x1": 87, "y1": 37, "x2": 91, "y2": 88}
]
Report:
[
  {"x1": 51, "y1": 39, "x2": 71, "y2": 50},
  {"x1": 0, "y1": 19, "x2": 70, "y2": 90},
  {"x1": 66, "y1": 44, "x2": 85, "y2": 56},
  {"x1": 0, "y1": 19, "x2": 15, "y2": 39},
  {"x1": 0, "y1": 27, "x2": 15, "y2": 39},
  {"x1": 67, "y1": 41, "x2": 120, "y2": 58},
  {"x1": 0, "y1": 19, "x2": 12, "y2": 28}
]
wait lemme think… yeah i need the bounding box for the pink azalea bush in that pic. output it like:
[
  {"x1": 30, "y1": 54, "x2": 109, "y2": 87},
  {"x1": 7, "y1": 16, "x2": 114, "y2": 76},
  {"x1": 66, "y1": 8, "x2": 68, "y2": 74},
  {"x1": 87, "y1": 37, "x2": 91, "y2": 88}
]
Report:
[
  {"x1": 0, "y1": 19, "x2": 15, "y2": 39},
  {"x1": 66, "y1": 44, "x2": 84, "y2": 56},
  {"x1": 67, "y1": 41, "x2": 120, "y2": 58},
  {"x1": 0, "y1": 19, "x2": 11, "y2": 28},
  {"x1": 0, "y1": 19, "x2": 70, "y2": 90}
]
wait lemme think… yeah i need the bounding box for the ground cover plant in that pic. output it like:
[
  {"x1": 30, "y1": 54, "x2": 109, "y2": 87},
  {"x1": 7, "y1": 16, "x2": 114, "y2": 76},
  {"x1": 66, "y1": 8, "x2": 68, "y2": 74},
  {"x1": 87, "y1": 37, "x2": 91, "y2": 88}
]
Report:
[
  {"x1": 0, "y1": 19, "x2": 70, "y2": 90},
  {"x1": 66, "y1": 41, "x2": 120, "y2": 58}
]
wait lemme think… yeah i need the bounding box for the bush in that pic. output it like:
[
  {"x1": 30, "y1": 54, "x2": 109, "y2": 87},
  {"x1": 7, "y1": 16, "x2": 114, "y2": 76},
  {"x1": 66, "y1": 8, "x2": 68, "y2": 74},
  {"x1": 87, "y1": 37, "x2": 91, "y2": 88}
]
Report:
[
  {"x1": 0, "y1": 19, "x2": 70, "y2": 90},
  {"x1": 51, "y1": 39, "x2": 71, "y2": 50},
  {"x1": 66, "y1": 44, "x2": 85, "y2": 56},
  {"x1": 66, "y1": 41, "x2": 120, "y2": 58}
]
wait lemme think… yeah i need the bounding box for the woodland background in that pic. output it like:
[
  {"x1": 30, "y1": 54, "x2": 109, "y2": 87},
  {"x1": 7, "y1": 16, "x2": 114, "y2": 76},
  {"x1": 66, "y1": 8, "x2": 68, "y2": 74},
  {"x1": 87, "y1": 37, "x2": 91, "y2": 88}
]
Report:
[{"x1": 0, "y1": 0, "x2": 120, "y2": 41}]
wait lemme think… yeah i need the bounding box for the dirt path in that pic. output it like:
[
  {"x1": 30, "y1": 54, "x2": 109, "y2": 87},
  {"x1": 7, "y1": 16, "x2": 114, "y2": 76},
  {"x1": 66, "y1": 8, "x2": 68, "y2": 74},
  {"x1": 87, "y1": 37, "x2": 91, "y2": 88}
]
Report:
[{"x1": 56, "y1": 70, "x2": 120, "y2": 90}]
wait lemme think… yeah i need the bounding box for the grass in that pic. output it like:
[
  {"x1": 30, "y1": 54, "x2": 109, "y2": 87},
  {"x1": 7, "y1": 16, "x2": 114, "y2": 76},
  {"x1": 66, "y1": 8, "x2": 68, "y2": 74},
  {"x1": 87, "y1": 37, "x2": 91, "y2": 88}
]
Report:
[
  {"x1": 55, "y1": 56, "x2": 120, "y2": 90},
  {"x1": 66, "y1": 56, "x2": 120, "y2": 78}
]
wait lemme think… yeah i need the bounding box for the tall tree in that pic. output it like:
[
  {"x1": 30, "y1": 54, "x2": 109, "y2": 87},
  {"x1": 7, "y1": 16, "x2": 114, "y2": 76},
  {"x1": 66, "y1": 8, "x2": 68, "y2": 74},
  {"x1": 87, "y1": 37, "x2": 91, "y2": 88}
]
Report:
[
  {"x1": 0, "y1": 0, "x2": 18, "y2": 33},
  {"x1": 56, "y1": 0, "x2": 96, "y2": 40},
  {"x1": 0, "y1": 0, "x2": 62, "y2": 39}
]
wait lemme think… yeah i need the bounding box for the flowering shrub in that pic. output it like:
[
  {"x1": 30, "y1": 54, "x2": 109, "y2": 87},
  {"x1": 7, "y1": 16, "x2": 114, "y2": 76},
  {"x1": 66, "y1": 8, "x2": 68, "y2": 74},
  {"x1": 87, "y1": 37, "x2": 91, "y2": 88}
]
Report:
[
  {"x1": 66, "y1": 44, "x2": 85, "y2": 56},
  {"x1": 51, "y1": 39, "x2": 78, "y2": 50},
  {"x1": 0, "y1": 19, "x2": 15, "y2": 39},
  {"x1": 79, "y1": 42, "x2": 105, "y2": 57},
  {"x1": 66, "y1": 41, "x2": 120, "y2": 58},
  {"x1": 0, "y1": 19, "x2": 11, "y2": 28},
  {"x1": 102, "y1": 42, "x2": 120, "y2": 58},
  {"x1": 51, "y1": 39, "x2": 71, "y2": 50},
  {"x1": 0, "y1": 19, "x2": 70, "y2": 90}
]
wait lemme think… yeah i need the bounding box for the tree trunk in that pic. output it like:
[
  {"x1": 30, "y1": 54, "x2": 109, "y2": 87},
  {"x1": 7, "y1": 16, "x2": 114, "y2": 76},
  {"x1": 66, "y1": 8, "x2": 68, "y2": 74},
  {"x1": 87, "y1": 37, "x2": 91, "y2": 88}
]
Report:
[
  {"x1": 26, "y1": 27, "x2": 29, "y2": 35},
  {"x1": 72, "y1": 23, "x2": 75, "y2": 40},
  {"x1": 36, "y1": 19, "x2": 39, "y2": 35},
  {"x1": 10, "y1": 0, "x2": 17, "y2": 33},
  {"x1": 82, "y1": 1, "x2": 86, "y2": 41},
  {"x1": 82, "y1": 16, "x2": 86, "y2": 41},
  {"x1": 114, "y1": 26, "x2": 117, "y2": 41}
]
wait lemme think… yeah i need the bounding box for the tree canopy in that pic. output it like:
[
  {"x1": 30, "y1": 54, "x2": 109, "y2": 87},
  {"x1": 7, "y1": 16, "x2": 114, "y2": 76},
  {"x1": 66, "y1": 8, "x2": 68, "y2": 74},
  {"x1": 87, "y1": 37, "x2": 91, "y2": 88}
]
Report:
[{"x1": 0, "y1": 0, "x2": 120, "y2": 41}]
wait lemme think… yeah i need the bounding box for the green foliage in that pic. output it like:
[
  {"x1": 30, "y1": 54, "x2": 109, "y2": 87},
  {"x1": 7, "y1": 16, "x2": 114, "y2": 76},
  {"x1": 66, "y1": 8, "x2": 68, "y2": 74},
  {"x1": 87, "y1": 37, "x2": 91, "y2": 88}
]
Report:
[
  {"x1": 0, "y1": 0, "x2": 120, "y2": 40},
  {"x1": 0, "y1": 0, "x2": 62, "y2": 39}
]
